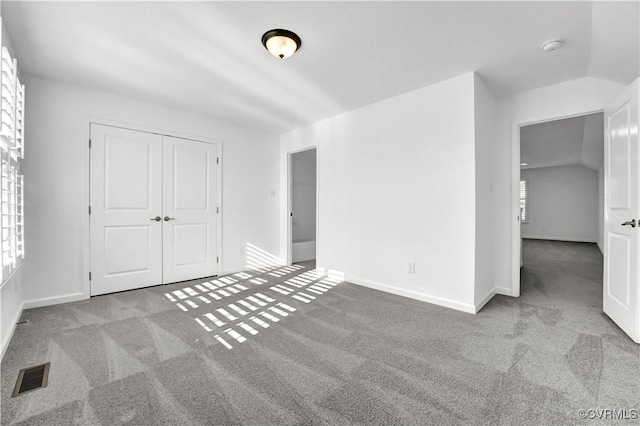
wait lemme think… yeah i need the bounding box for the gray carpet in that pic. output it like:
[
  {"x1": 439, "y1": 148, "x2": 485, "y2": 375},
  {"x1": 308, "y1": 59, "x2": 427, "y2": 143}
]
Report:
[{"x1": 1, "y1": 242, "x2": 638, "y2": 425}]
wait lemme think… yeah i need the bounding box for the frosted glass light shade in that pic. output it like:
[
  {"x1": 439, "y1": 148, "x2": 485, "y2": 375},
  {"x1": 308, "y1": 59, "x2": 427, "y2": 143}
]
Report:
[{"x1": 262, "y1": 29, "x2": 301, "y2": 59}]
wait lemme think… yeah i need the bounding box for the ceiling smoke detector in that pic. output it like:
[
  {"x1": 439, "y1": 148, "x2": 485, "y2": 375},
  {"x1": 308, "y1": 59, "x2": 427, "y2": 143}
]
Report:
[{"x1": 541, "y1": 39, "x2": 563, "y2": 52}]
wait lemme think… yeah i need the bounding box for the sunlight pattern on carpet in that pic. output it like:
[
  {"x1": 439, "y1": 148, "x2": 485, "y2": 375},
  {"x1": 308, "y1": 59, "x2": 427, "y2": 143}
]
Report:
[{"x1": 164, "y1": 265, "x2": 344, "y2": 349}]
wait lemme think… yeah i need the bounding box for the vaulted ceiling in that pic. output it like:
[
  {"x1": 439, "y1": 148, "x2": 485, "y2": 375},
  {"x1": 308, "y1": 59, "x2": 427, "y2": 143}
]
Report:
[
  {"x1": 520, "y1": 113, "x2": 604, "y2": 171},
  {"x1": 2, "y1": 1, "x2": 638, "y2": 133}
]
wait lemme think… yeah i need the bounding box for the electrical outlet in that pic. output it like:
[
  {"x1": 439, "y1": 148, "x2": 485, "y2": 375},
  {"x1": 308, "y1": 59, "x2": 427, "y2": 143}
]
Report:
[{"x1": 408, "y1": 262, "x2": 415, "y2": 274}]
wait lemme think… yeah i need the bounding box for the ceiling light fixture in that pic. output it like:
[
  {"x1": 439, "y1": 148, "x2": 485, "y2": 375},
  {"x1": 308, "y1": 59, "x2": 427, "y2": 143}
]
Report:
[
  {"x1": 262, "y1": 29, "x2": 301, "y2": 59},
  {"x1": 541, "y1": 39, "x2": 563, "y2": 52},
  {"x1": 521, "y1": 162, "x2": 528, "y2": 166}
]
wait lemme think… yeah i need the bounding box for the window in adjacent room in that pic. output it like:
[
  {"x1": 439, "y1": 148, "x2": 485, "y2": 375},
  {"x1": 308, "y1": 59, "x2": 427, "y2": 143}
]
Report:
[{"x1": 519, "y1": 179, "x2": 528, "y2": 224}]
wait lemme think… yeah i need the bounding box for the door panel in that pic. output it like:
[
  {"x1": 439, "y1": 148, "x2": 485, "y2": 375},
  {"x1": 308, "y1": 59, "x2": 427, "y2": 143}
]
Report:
[
  {"x1": 105, "y1": 140, "x2": 152, "y2": 210},
  {"x1": 173, "y1": 223, "x2": 209, "y2": 266},
  {"x1": 104, "y1": 226, "x2": 152, "y2": 275},
  {"x1": 162, "y1": 136, "x2": 218, "y2": 283},
  {"x1": 174, "y1": 146, "x2": 210, "y2": 210},
  {"x1": 90, "y1": 125, "x2": 163, "y2": 296},
  {"x1": 607, "y1": 233, "x2": 630, "y2": 307},
  {"x1": 603, "y1": 78, "x2": 639, "y2": 343},
  {"x1": 609, "y1": 104, "x2": 631, "y2": 209}
]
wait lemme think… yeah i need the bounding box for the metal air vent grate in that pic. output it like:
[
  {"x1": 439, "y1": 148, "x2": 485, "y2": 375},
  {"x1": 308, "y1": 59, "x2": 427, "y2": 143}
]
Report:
[{"x1": 11, "y1": 362, "x2": 50, "y2": 397}]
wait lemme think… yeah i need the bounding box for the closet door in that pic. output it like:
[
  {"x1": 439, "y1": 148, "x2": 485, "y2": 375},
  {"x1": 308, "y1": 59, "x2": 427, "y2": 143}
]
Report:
[
  {"x1": 90, "y1": 125, "x2": 163, "y2": 296},
  {"x1": 162, "y1": 136, "x2": 219, "y2": 283}
]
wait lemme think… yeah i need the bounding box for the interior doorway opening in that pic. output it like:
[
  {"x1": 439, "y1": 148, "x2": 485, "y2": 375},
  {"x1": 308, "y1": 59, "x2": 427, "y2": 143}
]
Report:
[
  {"x1": 519, "y1": 112, "x2": 604, "y2": 251},
  {"x1": 517, "y1": 113, "x2": 606, "y2": 341},
  {"x1": 511, "y1": 80, "x2": 639, "y2": 343},
  {"x1": 289, "y1": 148, "x2": 317, "y2": 267},
  {"x1": 518, "y1": 112, "x2": 604, "y2": 297}
]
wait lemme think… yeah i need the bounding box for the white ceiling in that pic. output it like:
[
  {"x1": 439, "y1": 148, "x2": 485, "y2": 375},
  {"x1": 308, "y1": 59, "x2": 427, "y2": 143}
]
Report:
[
  {"x1": 2, "y1": 1, "x2": 638, "y2": 134},
  {"x1": 520, "y1": 112, "x2": 604, "y2": 171}
]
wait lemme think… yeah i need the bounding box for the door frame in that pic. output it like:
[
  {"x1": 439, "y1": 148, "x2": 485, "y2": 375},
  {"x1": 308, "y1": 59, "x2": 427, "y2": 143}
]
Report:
[
  {"x1": 83, "y1": 116, "x2": 223, "y2": 299},
  {"x1": 510, "y1": 108, "x2": 603, "y2": 296},
  {"x1": 286, "y1": 146, "x2": 318, "y2": 266}
]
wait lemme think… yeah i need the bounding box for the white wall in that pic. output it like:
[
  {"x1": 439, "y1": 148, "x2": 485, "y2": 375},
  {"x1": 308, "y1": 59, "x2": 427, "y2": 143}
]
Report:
[
  {"x1": 291, "y1": 149, "x2": 316, "y2": 243},
  {"x1": 473, "y1": 74, "x2": 499, "y2": 308},
  {"x1": 521, "y1": 165, "x2": 598, "y2": 242},
  {"x1": 493, "y1": 77, "x2": 625, "y2": 295},
  {"x1": 21, "y1": 74, "x2": 280, "y2": 306},
  {"x1": 282, "y1": 73, "x2": 479, "y2": 312},
  {"x1": 581, "y1": 113, "x2": 605, "y2": 169}
]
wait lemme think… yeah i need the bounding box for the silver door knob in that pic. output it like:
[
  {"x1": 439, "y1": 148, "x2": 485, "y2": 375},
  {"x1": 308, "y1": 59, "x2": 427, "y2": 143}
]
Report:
[
  {"x1": 164, "y1": 216, "x2": 175, "y2": 221},
  {"x1": 621, "y1": 219, "x2": 636, "y2": 227},
  {"x1": 150, "y1": 216, "x2": 161, "y2": 222}
]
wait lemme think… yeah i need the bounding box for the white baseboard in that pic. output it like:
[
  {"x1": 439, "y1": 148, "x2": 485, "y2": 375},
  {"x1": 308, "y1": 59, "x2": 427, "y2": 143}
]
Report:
[
  {"x1": 495, "y1": 287, "x2": 513, "y2": 296},
  {"x1": 22, "y1": 292, "x2": 85, "y2": 310},
  {"x1": 522, "y1": 235, "x2": 597, "y2": 243},
  {"x1": 1, "y1": 301, "x2": 24, "y2": 361},
  {"x1": 474, "y1": 287, "x2": 515, "y2": 312},
  {"x1": 224, "y1": 264, "x2": 285, "y2": 276},
  {"x1": 346, "y1": 276, "x2": 476, "y2": 314},
  {"x1": 475, "y1": 289, "x2": 496, "y2": 313}
]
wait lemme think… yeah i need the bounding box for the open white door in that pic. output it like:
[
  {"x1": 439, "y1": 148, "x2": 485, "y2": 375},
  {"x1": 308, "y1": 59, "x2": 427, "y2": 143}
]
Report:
[
  {"x1": 90, "y1": 125, "x2": 163, "y2": 296},
  {"x1": 603, "y1": 78, "x2": 640, "y2": 343},
  {"x1": 162, "y1": 136, "x2": 219, "y2": 283}
]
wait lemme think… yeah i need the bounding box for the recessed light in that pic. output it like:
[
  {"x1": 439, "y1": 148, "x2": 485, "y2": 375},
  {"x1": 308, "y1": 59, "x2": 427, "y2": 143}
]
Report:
[
  {"x1": 541, "y1": 39, "x2": 563, "y2": 52},
  {"x1": 521, "y1": 162, "x2": 528, "y2": 166}
]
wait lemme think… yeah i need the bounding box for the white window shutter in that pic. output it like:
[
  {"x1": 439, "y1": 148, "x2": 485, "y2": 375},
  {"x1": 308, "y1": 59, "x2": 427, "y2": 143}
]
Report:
[
  {"x1": 519, "y1": 179, "x2": 527, "y2": 222},
  {"x1": 0, "y1": 23, "x2": 26, "y2": 281}
]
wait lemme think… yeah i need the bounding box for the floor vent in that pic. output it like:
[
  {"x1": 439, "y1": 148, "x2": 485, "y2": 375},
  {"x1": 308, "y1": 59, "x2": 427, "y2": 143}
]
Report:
[{"x1": 12, "y1": 362, "x2": 50, "y2": 397}]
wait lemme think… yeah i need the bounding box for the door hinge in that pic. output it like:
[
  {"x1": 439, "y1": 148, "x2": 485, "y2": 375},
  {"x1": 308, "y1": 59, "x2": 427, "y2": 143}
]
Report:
[
  {"x1": 88, "y1": 206, "x2": 91, "y2": 215},
  {"x1": 216, "y1": 157, "x2": 219, "y2": 164},
  {"x1": 216, "y1": 256, "x2": 219, "y2": 264},
  {"x1": 89, "y1": 139, "x2": 92, "y2": 149},
  {"x1": 89, "y1": 272, "x2": 92, "y2": 281},
  {"x1": 216, "y1": 207, "x2": 219, "y2": 214}
]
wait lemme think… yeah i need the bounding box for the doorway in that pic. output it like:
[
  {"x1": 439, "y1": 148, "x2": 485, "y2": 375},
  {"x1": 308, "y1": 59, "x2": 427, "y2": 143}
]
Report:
[
  {"x1": 511, "y1": 109, "x2": 603, "y2": 297},
  {"x1": 519, "y1": 112, "x2": 604, "y2": 249},
  {"x1": 510, "y1": 79, "x2": 640, "y2": 343},
  {"x1": 289, "y1": 148, "x2": 317, "y2": 266},
  {"x1": 518, "y1": 113, "x2": 604, "y2": 306},
  {"x1": 89, "y1": 124, "x2": 221, "y2": 296}
]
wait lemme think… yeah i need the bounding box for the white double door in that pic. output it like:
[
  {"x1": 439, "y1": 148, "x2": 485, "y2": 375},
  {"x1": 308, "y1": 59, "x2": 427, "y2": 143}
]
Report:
[{"x1": 90, "y1": 124, "x2": 219, "y2": 296}]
